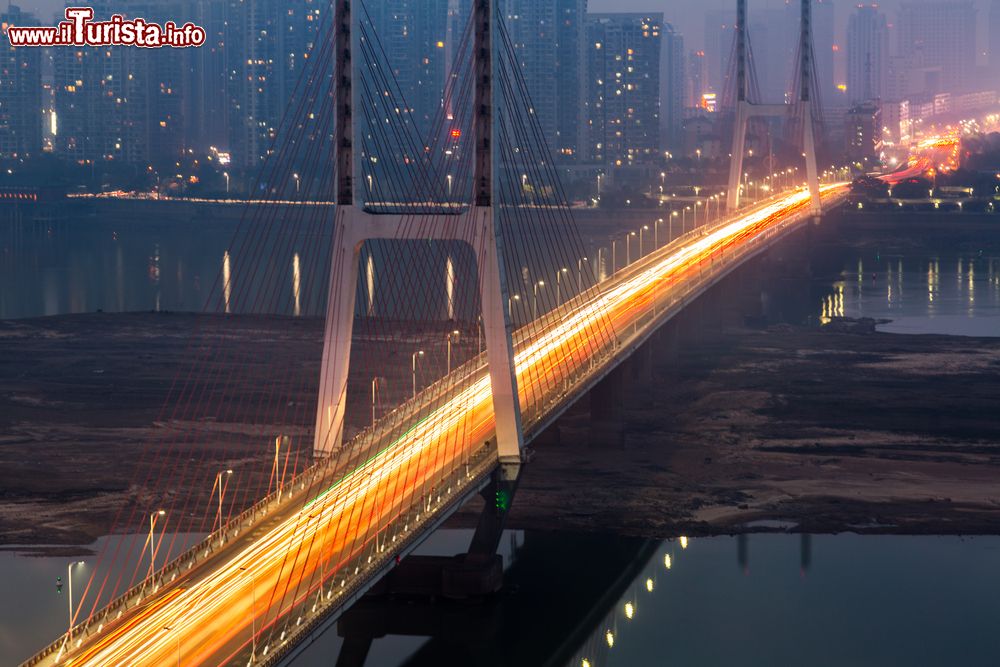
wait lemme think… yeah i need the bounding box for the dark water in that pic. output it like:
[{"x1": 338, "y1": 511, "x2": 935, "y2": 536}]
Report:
[
  {"x1": 818, "y1": 250, "x2": 1000, "y2": 336},
  {"x1": 9, "y1": 532, "x2": 1000, "y2": 666}
]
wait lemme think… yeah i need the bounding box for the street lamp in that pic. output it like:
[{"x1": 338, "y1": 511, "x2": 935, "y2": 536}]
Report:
[
  {"x1": 446, "y1": 330, "x2": 460, "y2": 373},
  {"x1": 239, "y1": 566, "x2": 257, "y2": 663},
  {"x1": 508, "y1": 293, "x2": 521, "y2": 320},
  {"x1": 654, "y1": 218, "x2": 662, "y2": 249},
  {"x1": 371, "y1": 376, "x2": 385, "y2": 427},
  {"x1": 682, "y1": 206, "x2": 690, "y2": 233},
  {"x1": 556, "y1": 268, "x2": 569, "y2": 305},
  {"x1": 163, "y1": 626, "x2": 180, "y2": 667},
  {"x1": 411, "y1": 350, "x2": 424, "y2": 399},
  {"x1": 213, "y1": 469, "x2": 233, "y2": 534},
  {"x1": 670, "y1": 210, "x2": 679, "y2": 241},
  {"x1": 695, "y1": 201, "x2": 703, "y2": 227},
  {"x1": 293, "y1": 173, "x2": 300, "y2": 193},
  {"x1": 533, "y1": 280, "x2": 546, "y2": 320},
  {"x1": 596, "y1": 173, "x2": 603, "y2": 200},
  {"x1": 147, "y1": 510, "x2": 165, "y2": 580},
  {"x1": 640, "y1": 225, "x2": 649, "y2": 256},
  {"x1": 626, "y1": 231, "x2": 637, "y2": 265},
  {"x1": 577, "y1": 257, "x2": 588, "y2": 292},
  {"x1": 67, "y1": 560, "x2": 84, "y2": 638},
  {"x1": 446, "y1": 174, "x2": 453, "y2": 196},
  {"x1": 223, "y1": 172, "x2": 230, "y2": 194}
]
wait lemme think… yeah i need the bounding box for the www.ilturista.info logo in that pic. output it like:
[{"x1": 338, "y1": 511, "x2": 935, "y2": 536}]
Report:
[{"x1": 4, "y1": 7, "x2": 206, "y2": 48}]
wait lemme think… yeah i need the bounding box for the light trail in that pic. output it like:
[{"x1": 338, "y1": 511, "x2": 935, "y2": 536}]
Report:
[{"x1": 53, "y1": 184, "x2": 848, "y2": 667}]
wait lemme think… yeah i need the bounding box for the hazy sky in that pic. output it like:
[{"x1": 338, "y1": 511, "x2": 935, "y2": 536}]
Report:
[{"x1": 11, "y1": 0, "x2": 997, "y2": 69}]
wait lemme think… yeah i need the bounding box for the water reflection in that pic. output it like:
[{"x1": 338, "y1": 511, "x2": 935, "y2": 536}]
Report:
[
  {"x1": 222, "y1": 250, "x2": 232, "y2": 314},
  {"x1": 821, "y1": 250, "x2": 1000, "y2": 336},
  {"x1": 293, "y1": 253, "x2": 302, "y2": 317}
]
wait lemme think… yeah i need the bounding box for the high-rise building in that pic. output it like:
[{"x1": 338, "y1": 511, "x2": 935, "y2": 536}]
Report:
[
  {"x1": 499, "y1": 0, "x2": 587, "y2": 162},
  {"x1": 552, "y1": 0, "x2": 587, "y2": 161},
  {"x1": 703, "y1": 9, "x2": 734, "y2": 98},
  {"x1": 54, "y1": 1, "x2": 146, "y2": 164},
  {"x1": 846, "y1": 5, "x2": 889, "y2": 104},
  {"x1": 813, "y1": 0, "x2": 836, "y2": 103},
  {"x1": 845, "y1": 101, "x2": 882, "y2": 164},
  {"x1": 585, "y1": 13, "x2": 661, "y2": 166},
  {"x1": 369, "y1": 0, "x2": 449, "y2": 138},
  {"x1": 660, "y1": 23, "x2": 684, "y2": 153},
  {"x1": 896, "y1": 1, "x2": 976, "y2": 94},
  {"x1": 687, "y1": 50, "x2": 708, "y2": 109},
  {"x1": 0, "y1": 5, "x2": 43, "y2": 159},
  {"x1": 225, "y1": 0, "x2": 324, "y2": 169}
]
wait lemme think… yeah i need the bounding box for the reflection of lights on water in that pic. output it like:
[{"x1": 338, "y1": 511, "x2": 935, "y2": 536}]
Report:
[
  {"x1": 223, "y1": 251, "x2": 232, "y2": 314},
  {"x1": 645, "y1": 577, "x2": 654, "y2": 592},
  {"x1": 679, "y1": 536, "x2": 689, "y2": 549},
  {"x1": 605, "y1": 630, "x2": 614, "y2": 648},
  {"x1": 292, "y1": 253, "x2": 301, "y2": 317},
  {"x1": 446, "y1": 255, "x2": 455, "y2": 320},
  {"x1": 820, "y1": 284, "x2": 845, "y2": 324},
  {"x1": 624, "y1": 601, "x2": 634, "y2": 620},
  {"x1": 968, "y1": 260, "x2": 975, "y2": 310},
  {"x1": 928, "y1": 260, "x2": 936, "y2": 304},
  {"x1": 366, "y1": 253, "x2": 375, "y2": 316},
  {"x1": 664, "y1": 553, "x2": 672, "y2": 569}
]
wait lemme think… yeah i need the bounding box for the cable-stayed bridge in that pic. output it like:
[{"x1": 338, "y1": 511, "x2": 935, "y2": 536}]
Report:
[{"x1": 21, "y1": 2, "x2": 931, "y2": 666}]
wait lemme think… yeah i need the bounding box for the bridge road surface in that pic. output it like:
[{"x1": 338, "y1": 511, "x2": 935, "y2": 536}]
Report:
[{"x1": 36, "y1": 183, "x2": 854, "y2": 667}]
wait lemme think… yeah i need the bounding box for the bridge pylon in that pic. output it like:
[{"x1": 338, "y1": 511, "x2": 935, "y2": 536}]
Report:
[
  {"x1": 314, "y1": 0, "x2": 524, "y2": 480},
  {"x1": 726, "y1": 0, "x2": 822, "y2": 216}
]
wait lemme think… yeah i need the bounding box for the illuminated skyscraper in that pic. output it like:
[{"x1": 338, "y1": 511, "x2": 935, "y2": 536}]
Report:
[
  {"x1": 847, "y1": 5, "x2": 889, "y2": 104},
  {"x1": 0, "y1": 5, "x2": 42, "y2": 159},
  {"x1": 896, "y1": 1, "x2": 976, "y2": 94},
  {"x1": 586, "y1": 13, "x2": 662, "y2": 166}
]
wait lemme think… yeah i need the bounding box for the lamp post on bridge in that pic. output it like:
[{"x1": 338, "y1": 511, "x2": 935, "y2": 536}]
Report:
[
  {"x1": 293, "y1": 173, "x2": 300, "y2": 194},
  {"x1": 577, "y1": 257, "x2": 588, "y2": 293},
  {"x1": 67, "y1": 560, "x2": 84, "y2": 640},
  {"x1": 147, "y1": 510, "x2": 165, "y2": 581},
  {"x1": 239, "y1": 566, "x2": 257, "y2": 664},
  {"x1": 532, "y1": 281, "x2": 546, "y2": 320},
  {"x1": 555, "y1": 268, "x2": 568, "y2": 306},
  {"x1": 670, "y1": 210, "x2": 678, "y2": 241},
  {"x1": 163, "y1": 625, "x2": 180, "y2": 667},
  {"x1": 695, "y1": 201, "x2": 703, "y2": 227},
  {"x1": 213, "y1": 469, "x2": 233, "y2": 535},
  {"x1": 371, "y1": 377, "x2": 385, "y2": 428},
  {"x1": 446, "y1": 330, "x2": 460, "y2": 374},
  {"x1": 223, "y1": 172, "x2": 230, "y2": 195},
  {"x1": 507, "y1": 294, "x2": 520, "y2": 323},
  {"x1": 639, "y1": 225, "x2": 649, "y2": 257},
  {"x1": 411, "y1": 350, "x2": 424, "y2": 399},
  {"x1": 626, "y1": 231, "x2": 637, "y2": 265},
  {"x1": 611, "y1": 239, "x2": 618, "y2": 274},
  {"x1": 654, "y1": 218, "x2": 662, "y2": 249}
]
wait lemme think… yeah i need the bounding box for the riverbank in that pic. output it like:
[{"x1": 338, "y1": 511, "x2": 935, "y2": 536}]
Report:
[{"x1": 2, "y1": 308, "x2": 1000, "y2": 550}]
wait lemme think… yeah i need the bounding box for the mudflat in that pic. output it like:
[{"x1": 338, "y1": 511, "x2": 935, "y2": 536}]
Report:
[{"x1": 1, "y1": 311, "x2": 999, "y2": 549}]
